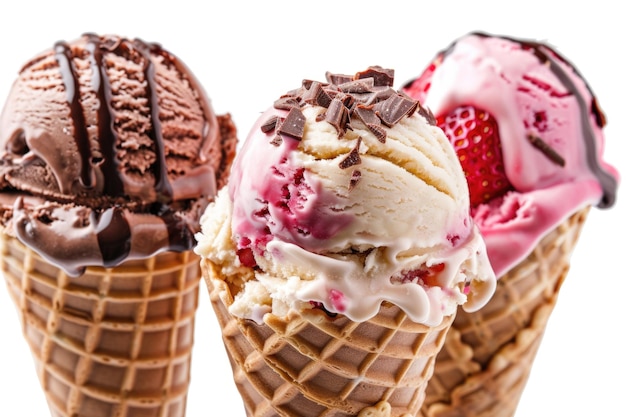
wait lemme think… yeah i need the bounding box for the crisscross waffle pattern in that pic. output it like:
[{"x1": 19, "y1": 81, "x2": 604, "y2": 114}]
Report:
[
  {"x1": 420, "y1": 207, "x2": 590, "y2": 417},
  {"x1": 205, "y1": 260, "x2": 455, "y2": 417},
  {"x1": 1, "y1": 233, "x2": 201, "y2": 417}
]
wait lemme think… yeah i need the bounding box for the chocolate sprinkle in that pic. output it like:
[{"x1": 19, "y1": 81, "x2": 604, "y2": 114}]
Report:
[
  {"x1": 339, "y1": 137, "x2": 362, "y2": 169},
  {"x1": 527, "y1": 134, "x2": 566, "y2": 167}
]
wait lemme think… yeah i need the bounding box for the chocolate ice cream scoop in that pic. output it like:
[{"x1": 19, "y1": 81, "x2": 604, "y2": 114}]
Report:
[{"x1": 0, "y1": 33, "x2": 237, "y2": 276}]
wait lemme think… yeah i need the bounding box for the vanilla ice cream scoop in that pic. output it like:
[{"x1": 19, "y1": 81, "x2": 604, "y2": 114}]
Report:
[{"x1": 196, "y1": 67, "x2": 496, "y2": 326}]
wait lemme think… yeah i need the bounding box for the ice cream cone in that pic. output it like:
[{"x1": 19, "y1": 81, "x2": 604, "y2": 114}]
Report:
[
  {"x1": 1, "y1": 232, "x2": 201, "y2": 417},
  {"x1": 204, "y1": 259, "x2": 456, "y2": 417},
  {"x1": 419, "y1": 207, "x2": 590, "y2": 417}
]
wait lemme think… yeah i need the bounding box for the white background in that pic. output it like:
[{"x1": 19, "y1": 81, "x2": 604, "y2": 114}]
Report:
[{"x1": 0, "y1": 1, "x2": 624, "y2": 415}]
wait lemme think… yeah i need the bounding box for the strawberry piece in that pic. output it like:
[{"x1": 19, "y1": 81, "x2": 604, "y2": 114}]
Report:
[{"x1": 436, "y1": 105, "x2": 513, "y2": 206}]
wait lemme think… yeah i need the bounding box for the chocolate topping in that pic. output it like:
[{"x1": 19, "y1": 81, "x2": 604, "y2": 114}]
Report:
[
  {"x1": 261, "y1": 116, "x2": 281, "y2": 133},
  {"x1": 527, "y1": 134, "x2": 566, "y2": 167},
  {"x1": 349, "y1": 170, "x2": 362, "y2": 190},
  {"x1": 354, "y1": 66, "x2": 395, "y2": 87},
  {"x1": 277, "y1": 107, "x2": 306, "y2": 141},
  {"x1": 268, "y1": 66, "x2": 424, "y2": 164},
  {"x1": 326, "y1": 99, "x2": 351, "y2": 137},
  {"x1": 339, "y1": 137, "x2": 362, "y2": 169},
  {"x1": 373, "y1": 93, "x2": 418, "y2": 127}
]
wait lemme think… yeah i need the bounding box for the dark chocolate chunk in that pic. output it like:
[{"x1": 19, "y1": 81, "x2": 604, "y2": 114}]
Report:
[
  {"x1": 277, "y1": 107, "x2": 306, "y2": 140},
  {"x1": 274, "y1": 96, "x2": 301, "y2": 110},
  {"x1": 302, "y1": 81, "x2": 333, "y2": 108},
  {"x1": 353, "y1": 105, "x2": 378, "y2": 125},
  {"x1": 261, "y1": 115, "x2": 281, "y2": 133},
  {"x1": 354, "y1": 66, "x2": 394, "y2": 87},
  {"x1": 417, "y1": 104, "x2": 437, "y2": 126},
  {"x1": 326, "y1": 71, "x2": 353, "y2": 85},
  {"x1": 270, "y1": 135, "x2": 283, "y2": 146},
  {"x1": 349, "y1": 170, "x2": 362, "y2": 190},
  {"x1": 339, "y1": 137, "x2": 362, "y2": 169},
  {"x1": 339, "y1": 78, "x2": 375, "y2": 94},
  {"x1": 366, "y1": 123, "x2": 387, "y2": 143},
  {"x1": 325, "y1": 98, "x2": 350, "y2": 137},
  {"x1": 272, "y1": 66, "x2": 420, "y2": 143},
  {"x1": 354, "y1": 105, "x2": 386, "y2": 142},
  {"x1": 527, "y1": 134, "x2": 566, "y2": 167},
  {"x1": 373, "y1": 93, "x2": 418, "y2": 127}
]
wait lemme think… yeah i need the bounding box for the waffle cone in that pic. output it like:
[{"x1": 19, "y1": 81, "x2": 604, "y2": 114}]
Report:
[
  {"x1": 419, "y1": 207, "x2": 591, "y2": 417},
  {"x1": 1, "y1": 232, "x2": 201, "y2": 417},
  {"x1": 203, "y1": 259, "x2": 456, "y2": 417}
]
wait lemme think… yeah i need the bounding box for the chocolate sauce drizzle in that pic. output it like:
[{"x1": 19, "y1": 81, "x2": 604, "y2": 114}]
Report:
[
  {"x1": 54, "y1": 42, "x2": 93, "y2": 188},
  {"x1": 52, "y1": 34, "x2": 178, "y2": 266},
  {"x1": 134, "y1": 39, "x2": 173, "y2": 200},
  {"x1": 96, "y1": 207, "x2": 132, "y2": 267}
]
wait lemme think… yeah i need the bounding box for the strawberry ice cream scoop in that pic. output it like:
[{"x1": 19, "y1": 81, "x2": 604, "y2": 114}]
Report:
[
  {"x1": 402, "y1": 32, "x2": 619, "y2": 277},
  {"x1": 196, "y1": 67, "x2": 496, "y2": 327}
]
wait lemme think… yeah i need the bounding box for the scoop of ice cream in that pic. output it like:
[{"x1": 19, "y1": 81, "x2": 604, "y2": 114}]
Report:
[
  {"x1": 0, "y1": 33, "x2": 237, "y2": 275},
  {"x1": 196, "y1": 67, "x2": 496, "y2": 327},
  {"x1": 402, "y1": 32, "x2": 619, "y2": 277}
]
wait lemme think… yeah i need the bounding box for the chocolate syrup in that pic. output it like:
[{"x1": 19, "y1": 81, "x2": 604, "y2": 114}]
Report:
[
  {"x1": 53, "y1": 42, "x2": 93, "y2": 188},
  {"x1": 83, "y1": 33, "x2": 125, "y2": 197},
  {"x1": 95, "y1": 207, "x2": 132, "y2": 267},
  {"x1": 134, "y1": 39, "x2": 173, "y2": 201}
]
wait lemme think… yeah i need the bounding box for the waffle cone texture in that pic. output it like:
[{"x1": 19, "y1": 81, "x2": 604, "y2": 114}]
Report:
[
  {"x1": 1, "y1": 232, "x2": 201, "y2": 417},
  {"x1": 419, "y1": 207, "x2": 591, "y2": 417},
  {"x1": 204, "y1": 259, "x2": 457, "y2": 417}
]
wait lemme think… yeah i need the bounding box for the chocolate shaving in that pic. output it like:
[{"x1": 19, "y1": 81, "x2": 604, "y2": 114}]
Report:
[
  {"x1": 325, "y1": 98, "x2": 350, "y2": 137},
  {"x1": 339, "y1": 78, "x2": 375, "y2": 94},
  {"x1": 354, "y1": 66, "x2": 394, "y2": 86},
  {"x1": 339, "y1": 137, "x2": 362, "y2": 169},
  {"x1": 527, "y1": 134, "x2": 566, "y2": 167},
  {"x1": 325, "y1": 72, "x2": 353, "y2": 85},
  {"x1": 261, "y1": 115, "x2": 280, "y2": 133},
  {"x1": 360, "y1": 86, "x2": 396, "y2": 106},
  {"x1": 354, "y1": 106, "x2": 386, "y2": 142},
  {"x1": 366, "y1": 123, "x2": 387, "y2": 143},
  {"x1": 353, "y1": 105, "x2": 378, "y2": 125},
  {"x1": 274, "y1": 96, "x2": 301, "y2": 110},
  {"x1": 277, "y1": 108, "x2": 306, "y2": 140},
  {"x1": 373, "y1": 94, "x2": 418, "y2": 127},
  {"x1": 270, "y1": 135, "x2": 283, "y2": 146},
  {"x1": 417, "y1": 104, "x2": 437, "y2": 126},
  {"x1": 349, "y1": 170, "x2": 362, "y2": 190},
  {"x1": 302, "y1": 81, "x2": 333, "y2": 108},
  {"x1": 271, "y1": 66, "x2": 422, "y2": 168}
]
